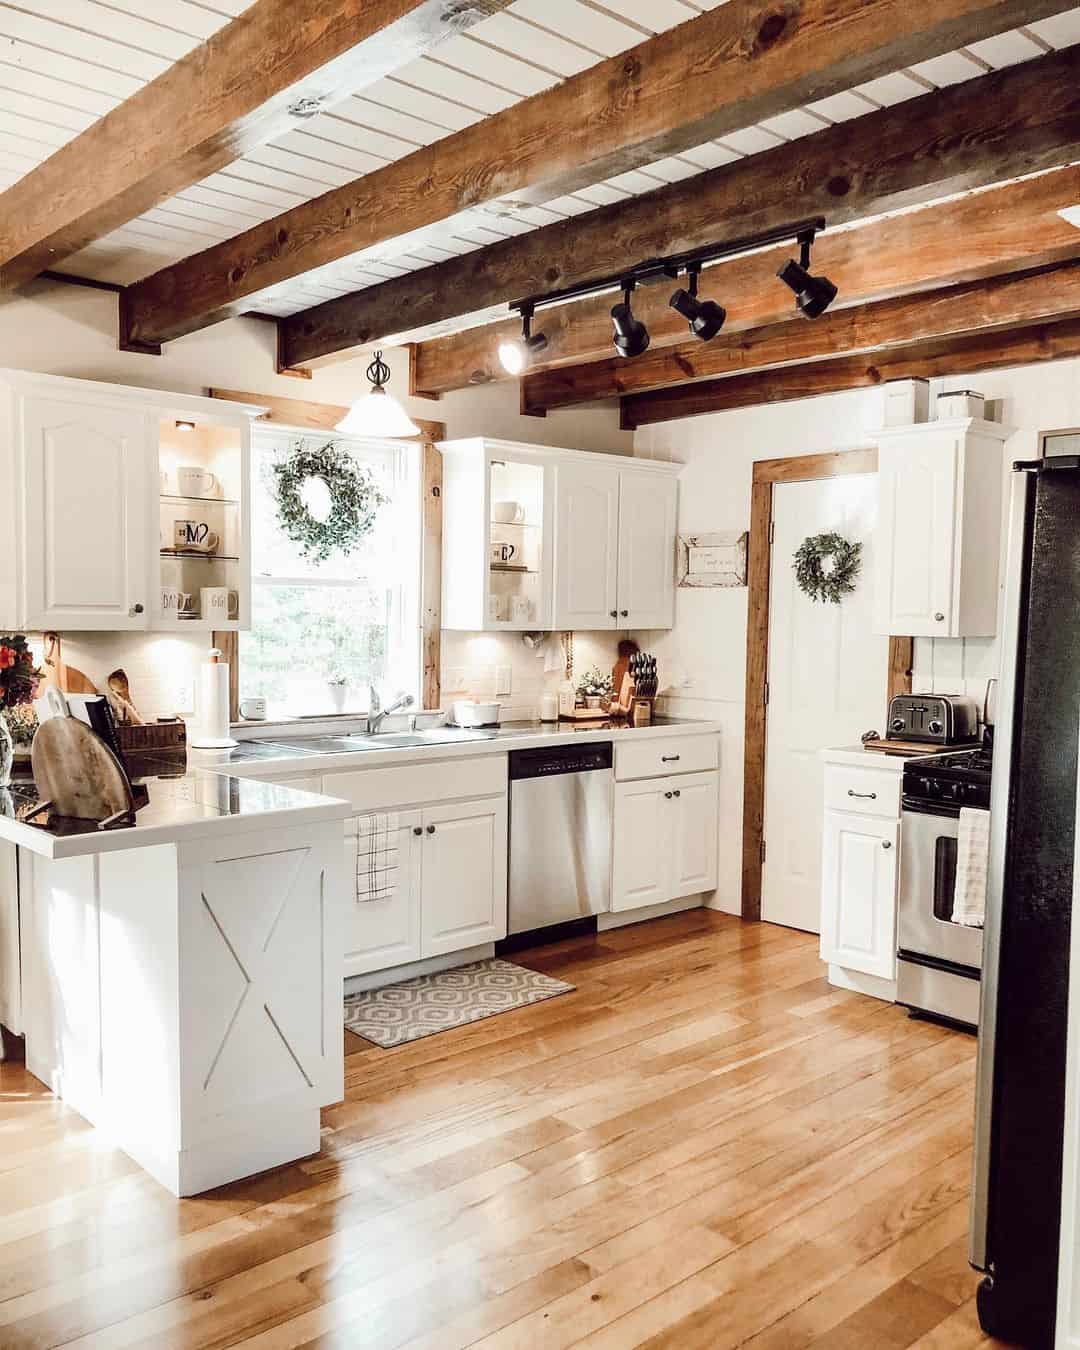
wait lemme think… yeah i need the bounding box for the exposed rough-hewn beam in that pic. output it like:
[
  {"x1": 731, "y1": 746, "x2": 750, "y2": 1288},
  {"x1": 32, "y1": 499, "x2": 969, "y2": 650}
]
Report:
[
  {"x1": 521, "y1": 259, "x2": 1080, "y2": 413},
  {"x1": 121, "y1": 0, "x2": 1080, "y2": 349},
  {"x1": 413, "y1": 168, "x2": 1080, "y2": 395},
  {"x1": 0, "y1": 0, "x2": 511, "y2": 292},
  {"x1": 620, "y1": 314, "x2": 1080, "y2": 429},
  {"x1": 280, "y1": 43, "x2": 1080, "y2": 370}
]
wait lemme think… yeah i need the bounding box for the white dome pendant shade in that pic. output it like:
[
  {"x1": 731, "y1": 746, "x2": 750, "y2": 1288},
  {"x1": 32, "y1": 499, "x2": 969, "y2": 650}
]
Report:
[{"x1": 335, "y1": 351, "x2": 422, "y2": 439}]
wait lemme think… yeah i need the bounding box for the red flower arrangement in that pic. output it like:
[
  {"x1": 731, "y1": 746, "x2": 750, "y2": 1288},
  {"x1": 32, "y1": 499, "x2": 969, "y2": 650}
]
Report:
[{"x1": 0, "y1": 635, "x2": 41, "y2": 712}]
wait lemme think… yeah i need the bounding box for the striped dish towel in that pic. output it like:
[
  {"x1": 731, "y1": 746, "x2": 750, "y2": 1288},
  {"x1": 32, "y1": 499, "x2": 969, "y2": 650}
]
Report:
[
  {"x1": 356, "y1": 812, "x2": 400, "y2": 903},
  {"x1": 952, "y1": 807, "x2": 990, "y2": 929}
]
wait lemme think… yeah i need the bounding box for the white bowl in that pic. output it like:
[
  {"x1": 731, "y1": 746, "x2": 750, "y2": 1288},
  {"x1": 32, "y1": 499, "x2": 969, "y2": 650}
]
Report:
[{"x1": 452, "y1": 700, "x2": 501, "y2": 727}]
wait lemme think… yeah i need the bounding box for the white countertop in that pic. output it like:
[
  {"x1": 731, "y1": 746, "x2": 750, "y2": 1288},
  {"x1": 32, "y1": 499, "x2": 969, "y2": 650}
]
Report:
[{"x1": 1, "y1": 717, "x2": 719, "y2": 859}]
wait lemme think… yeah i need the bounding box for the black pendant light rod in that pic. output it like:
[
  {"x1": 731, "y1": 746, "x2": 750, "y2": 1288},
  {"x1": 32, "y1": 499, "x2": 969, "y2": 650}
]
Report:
[{"x1": 509, "y1": 216, "x2": 826, "y2": 316}]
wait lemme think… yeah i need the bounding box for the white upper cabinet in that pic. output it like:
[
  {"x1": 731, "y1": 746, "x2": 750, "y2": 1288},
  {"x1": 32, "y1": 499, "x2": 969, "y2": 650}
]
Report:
[
  {"x1": 21, "y1": 396, "x2": 152, "y2": 631},
  {"x1": 553, "y1": 460, "x2": 620, "y2": 630},
  {"x1": 0, "y1": 370, "x2": 261, "y2": 633},
  {"x1": 873, "y1": 418, "x2": 1009, "y2": 638},
  {"x1": 440, "y1": 439, "x2": 678, "y2": 634},
  {"x1": 616, "y1": 470, "x2": 677, "y2": 630}
]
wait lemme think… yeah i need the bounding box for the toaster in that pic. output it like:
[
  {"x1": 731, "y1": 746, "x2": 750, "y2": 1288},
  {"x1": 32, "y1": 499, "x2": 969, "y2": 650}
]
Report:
[{"x1": 886, "y1": 694, "x2": 979, "y2": 744}]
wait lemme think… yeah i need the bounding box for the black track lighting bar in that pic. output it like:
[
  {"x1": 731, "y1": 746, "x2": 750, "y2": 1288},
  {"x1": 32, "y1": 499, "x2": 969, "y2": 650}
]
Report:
[{"x1": 508, "y1": 216, "x2": 826, "y2": 316}]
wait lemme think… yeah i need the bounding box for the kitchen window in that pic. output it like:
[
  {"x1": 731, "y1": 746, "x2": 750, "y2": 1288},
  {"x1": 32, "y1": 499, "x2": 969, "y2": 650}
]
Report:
[{"x1": 239, "y1": 427, "x2": 421, "y2": 719}]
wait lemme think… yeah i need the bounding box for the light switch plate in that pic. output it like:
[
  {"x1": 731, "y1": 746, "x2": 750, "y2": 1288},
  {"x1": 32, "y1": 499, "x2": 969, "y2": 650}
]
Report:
[{"x1": 495, "y1": 665, "x2": 512, "y2": 696}]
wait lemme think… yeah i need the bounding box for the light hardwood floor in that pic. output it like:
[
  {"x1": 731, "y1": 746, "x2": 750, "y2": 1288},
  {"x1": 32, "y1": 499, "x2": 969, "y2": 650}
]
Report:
[{"x1": 0, "y1": 910, "x2": 1008, "y2": 1349}]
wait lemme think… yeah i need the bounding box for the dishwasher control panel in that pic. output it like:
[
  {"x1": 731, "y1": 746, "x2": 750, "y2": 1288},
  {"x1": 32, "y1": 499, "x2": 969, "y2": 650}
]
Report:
[{"x1": 509, "y1": 742, "x2": 613, "y2": 780}]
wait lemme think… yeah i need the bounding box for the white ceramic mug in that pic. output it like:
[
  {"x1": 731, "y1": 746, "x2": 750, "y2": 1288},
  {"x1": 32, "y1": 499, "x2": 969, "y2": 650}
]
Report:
[
  {"x1": 489, "y1": 541, "x2": 516, "y2": 565},
  {"x1": 201, "y1": 586, "x2": 239, "y2": 621},
  {"x1": 239, "y1": 697, "x2": 267, "y2": 721},
  {"x1": 174, "y1": 520, "x2": 219, "y2": 552},
  {"x1": 161, "y1": 587, "x2": 194, "y2": 619},
  {"x1": 177, "y1": 466, "x2": 218, "y2": 498},
  {"x1": 493, "y1": 500, "x2": 525, "y2": 525},
  {"x1": 511, "y1": 596, "x2": 532, "y2": 625}
]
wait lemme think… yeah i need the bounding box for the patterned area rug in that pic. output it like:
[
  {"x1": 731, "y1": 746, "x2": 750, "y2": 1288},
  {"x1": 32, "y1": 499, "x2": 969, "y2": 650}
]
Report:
[{"x1": 343, "y1": 958, "x2": 575, "y2": 1048}]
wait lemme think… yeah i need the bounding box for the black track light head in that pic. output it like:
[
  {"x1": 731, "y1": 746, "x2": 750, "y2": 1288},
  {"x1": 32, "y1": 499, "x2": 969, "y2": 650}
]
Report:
[
  {"x1": 499, "y1": 307, "x2": 549, "y2": 375},
  {"x1": 777, "y1": 235, "x2": 837, "y2": 319},
  {"x1": 611, "y1": 288, "x2": 650, "y2": 358},
  {"x1": 669, "y1": 281, "x2": 726, "y2": 342}
]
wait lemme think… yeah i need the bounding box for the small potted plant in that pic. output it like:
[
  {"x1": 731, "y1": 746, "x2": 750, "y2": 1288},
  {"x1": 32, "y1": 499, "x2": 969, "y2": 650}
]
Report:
[
  {"x1": 0, "y1": 635, "x2": 41, "y2": 787},
  {"x1": 577, "y1": 667, "x2": 614, "y2": 710},
  {"x1": 326, "y1": 671, "x2": 349, "y2": 715}
]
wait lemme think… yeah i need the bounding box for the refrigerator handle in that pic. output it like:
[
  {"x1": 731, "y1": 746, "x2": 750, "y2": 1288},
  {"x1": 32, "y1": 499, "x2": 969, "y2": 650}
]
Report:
[{"x1": 969, "y1": 468, "x2": 1033, "y2": 1272}]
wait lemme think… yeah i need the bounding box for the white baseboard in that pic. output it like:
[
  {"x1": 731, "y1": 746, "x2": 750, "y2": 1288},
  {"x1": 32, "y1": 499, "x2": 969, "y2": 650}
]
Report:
[
  {"x1": 599, "y1": 895, "x2": 704, "y2": 930},
  {"x1": 345, "y1": 943, "x2": 495, "y2": 993},
  {"x1": 828, "y1": 963, "x2": 897, "y2": 1003}
]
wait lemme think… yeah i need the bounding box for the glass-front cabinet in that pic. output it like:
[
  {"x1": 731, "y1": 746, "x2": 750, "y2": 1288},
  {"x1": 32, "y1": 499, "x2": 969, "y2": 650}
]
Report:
[{"x1": 441, "y1": 440, "x2": 554, "y2": 632}]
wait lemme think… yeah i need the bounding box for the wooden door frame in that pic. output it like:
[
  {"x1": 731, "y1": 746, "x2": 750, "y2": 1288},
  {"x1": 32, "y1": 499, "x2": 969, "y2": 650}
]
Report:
[{"x1": 741, "y1": 448, "x2": 913, "y2": 921}]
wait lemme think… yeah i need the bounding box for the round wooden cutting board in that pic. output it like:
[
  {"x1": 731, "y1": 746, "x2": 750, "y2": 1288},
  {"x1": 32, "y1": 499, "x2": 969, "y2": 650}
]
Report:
[{"x1": 31, "y1": 714, "x2": 135, "y2": 824}]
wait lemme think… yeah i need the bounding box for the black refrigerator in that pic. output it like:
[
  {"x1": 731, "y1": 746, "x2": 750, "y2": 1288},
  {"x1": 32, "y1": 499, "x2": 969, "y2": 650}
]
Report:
[{"x1": 971, "y1": 455, "x2": 1080, "y2": 1346}]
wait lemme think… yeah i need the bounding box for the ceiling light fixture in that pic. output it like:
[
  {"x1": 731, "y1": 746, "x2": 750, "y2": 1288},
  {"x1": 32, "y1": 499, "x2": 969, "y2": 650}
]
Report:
[
  {"x1": 611, "y1": 284, "x2": 650, "y2": 358},
  {"x1": 335, "y1": 350, "x2": 422, "y2": 439},
  {"x1": 287, "y1": 96, "x2": 324, "y2": 120},
  {"x1": 174, "y1": 419, "x2": 196, "y2": 432},
  {"x1": 1058, "y1": 205, "x2": 1080, "y2": 230},
  {"x1": 776, "y1": 230, "x2": 837, "y2": 319},
  {"x1": 498, "y1": 303, "x2": 549, "y2": 375},
  {"x1": 503, "y1": 217, "x2": 832, "y2": 370},
  {"x1": 669, "y1": 266, "x2": 726, "y2": 341}
]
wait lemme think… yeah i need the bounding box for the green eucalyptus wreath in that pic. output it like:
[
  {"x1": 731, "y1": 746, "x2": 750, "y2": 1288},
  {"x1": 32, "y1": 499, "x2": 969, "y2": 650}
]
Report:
[
  {"x1": 272, "y1": 439, "x2": 387, "y2": 563},
  {"x1": 792, "y1": 531, "x2": 862, "y2": 604}
]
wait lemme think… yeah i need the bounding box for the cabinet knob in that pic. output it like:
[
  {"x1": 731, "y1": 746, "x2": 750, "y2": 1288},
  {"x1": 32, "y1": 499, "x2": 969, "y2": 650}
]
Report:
[
  {"x1": 620, "y1": 610, "x2": 629, "y2": 618},
  {"x1": 672, "y1": 789, "x2": 681, "y2": 799},
  {"x1": 664, "y1": 791, "x2": 673, "y2": 800},
  {"x1": 130, "y1": 603, "x2": 144, "y2": 616},
  {"x1": 426, "y1": 824, "x2": 436, "y2": 834},
  {"x1": 413, "y1": 826, "x2": 423, "y2": 836},
  {"x1": 609, "y1": 610, "x2": 618, "y2": 618},
  {"x1": 934, "y1": 612, "x2": 945, "y2": 622},
  {"x1": 882, "y1": 840, "x2": 892, "y2": 850}
]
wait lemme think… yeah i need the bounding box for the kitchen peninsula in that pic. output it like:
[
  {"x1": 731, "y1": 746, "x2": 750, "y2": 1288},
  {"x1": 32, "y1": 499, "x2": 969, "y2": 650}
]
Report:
[{"x1": 0, "y1": 765, "x2": 349, "y2": 1197}]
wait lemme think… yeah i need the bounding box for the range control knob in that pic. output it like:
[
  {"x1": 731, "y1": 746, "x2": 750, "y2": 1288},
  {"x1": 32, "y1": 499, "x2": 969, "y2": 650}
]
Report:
[
  {"x1": 928, "y1": 718, "x2": 944, "y2": 736},
  {"x1": 890, "y1": 717, "x2": 906, "y2": 733}
]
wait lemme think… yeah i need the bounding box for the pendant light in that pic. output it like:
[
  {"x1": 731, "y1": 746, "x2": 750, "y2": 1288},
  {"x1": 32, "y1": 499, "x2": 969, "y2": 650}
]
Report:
[{"x1": 335, "y1": 350, "x2": 421, "y2": 438}]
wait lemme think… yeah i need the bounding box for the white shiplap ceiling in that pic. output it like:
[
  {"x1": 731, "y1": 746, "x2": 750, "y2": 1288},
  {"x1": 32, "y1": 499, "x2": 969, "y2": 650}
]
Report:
[{"x1": 3, "y1": 0, "x2": 1080, "y2": 324}]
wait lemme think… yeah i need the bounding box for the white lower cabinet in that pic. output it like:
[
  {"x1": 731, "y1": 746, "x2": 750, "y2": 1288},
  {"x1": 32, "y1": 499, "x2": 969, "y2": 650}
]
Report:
[
  {"x1": 343, "y1": 794, "x2": 507, "y2": 977},
  {"x1": 612, "y1": 770, "x2": 719, "y2": 912},
  {"x1": 820, "y1": 809, "x2": 899, "y2": 980}
]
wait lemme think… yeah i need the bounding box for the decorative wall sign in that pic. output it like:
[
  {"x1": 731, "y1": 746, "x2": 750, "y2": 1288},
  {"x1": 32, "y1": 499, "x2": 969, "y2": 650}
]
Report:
[{"x1": 677, "y1": 531, "x2": 748, "y2": 588}]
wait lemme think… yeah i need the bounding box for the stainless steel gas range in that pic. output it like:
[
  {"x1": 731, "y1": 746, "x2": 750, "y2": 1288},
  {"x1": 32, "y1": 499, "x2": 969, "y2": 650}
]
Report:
[{"x1": 896, "y1": 742, "x2": 992, "y2": 1029}]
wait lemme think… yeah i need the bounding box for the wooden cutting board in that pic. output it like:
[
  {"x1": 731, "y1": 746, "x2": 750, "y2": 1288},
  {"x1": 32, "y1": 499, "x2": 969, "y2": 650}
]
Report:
[
  {"x1": 862, "y1": 738, "x2": 979, "y2": 757},
  {"x1": 30, "y1": 710, "x2": 135, "y2": 826}
]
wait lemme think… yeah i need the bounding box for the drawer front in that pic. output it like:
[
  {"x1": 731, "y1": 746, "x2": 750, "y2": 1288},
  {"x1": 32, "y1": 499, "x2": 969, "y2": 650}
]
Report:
[
  {"x1": 824, "y1": 764, "x2": 901, "y2": 819},
  {"x1": 327, "y1": 754, "x2": 507, "y2": 813},
  {"x1": 615, "y1": 734, "x2": 719, "y2": 782}
]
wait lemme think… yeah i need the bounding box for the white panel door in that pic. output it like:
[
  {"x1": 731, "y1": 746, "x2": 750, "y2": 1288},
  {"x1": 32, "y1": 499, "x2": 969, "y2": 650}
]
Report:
[
  {"x1": 344, "y1": 811, "x2": 422, "y2": 976},
  {"x1": 553, "y1": 462, "x2": 619, "y2": 630},
  {"x1": 420, "y1": 795, "x2": 507, "y2": 956},
  {"x1": 612, "y1": 779, "x2": 673, "y2": 911},
  {"x1": 820, "y1": 811, "x2": 899, "y2": 979},
  {"x1": 874, "y1": 435, "x2": 958, "y2": 636},
  {"x1": 616, "y1": 471, "x2": 677, "y2": 629},
  {"x1": 21, "y1": 397, "x2": 151, "y2": 630},
  {"x1": 762, "y1": 473, "x2": 887, "y2": 933},
  {"x1": 669, "y1": 771, "x2": 720, "y2": 900}
]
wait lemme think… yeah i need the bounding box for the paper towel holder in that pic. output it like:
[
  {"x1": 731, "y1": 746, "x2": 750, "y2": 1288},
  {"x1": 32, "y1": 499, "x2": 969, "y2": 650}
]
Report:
[{"x1": 188, "y1": 647, "x2": 239, "y2": 750}]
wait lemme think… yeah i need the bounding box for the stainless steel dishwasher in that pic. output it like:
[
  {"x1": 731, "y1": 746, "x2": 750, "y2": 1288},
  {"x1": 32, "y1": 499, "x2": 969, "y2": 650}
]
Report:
[{"x1": 507, "y1": 741, "x2": 613, "y2": 937}]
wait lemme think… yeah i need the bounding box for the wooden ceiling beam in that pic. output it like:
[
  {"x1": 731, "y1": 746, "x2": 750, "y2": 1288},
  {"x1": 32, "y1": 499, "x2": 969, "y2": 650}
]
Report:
[
  {"x1": 413, "y1": 167, "x2": 1080, "y2": 395},
  {"x1": 620, "y1": 315, "x2": 1080, "y2": 429},
  {"x1": 521, "y1": 257, "x2": 1080, "y2": 414},
  {"x1": 121, "y1": 0, "x2": 1079, "y2": 350},
  {"x1": 0, "y1": 0, "x2": 512, "y2": 292},
  {"x1": 280, "y1": 42, "x2": 1080, "y2": 370}
]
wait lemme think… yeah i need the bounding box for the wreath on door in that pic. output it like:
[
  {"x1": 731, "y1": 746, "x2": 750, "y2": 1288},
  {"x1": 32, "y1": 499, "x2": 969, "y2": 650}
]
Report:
[
  {"x1": 272, "y1": 439, "x2": 387, "y2": 563},
  {"x1": 792, "y1": 531, "x2": 862, "y2": 604}
]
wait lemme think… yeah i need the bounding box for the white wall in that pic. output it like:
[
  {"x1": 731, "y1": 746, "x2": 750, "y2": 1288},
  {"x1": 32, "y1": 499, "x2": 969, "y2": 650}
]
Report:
[
  {"x1": 0, "y1": 278, "x2": 631, "y2": 717},
  {"x1": 634, "y1": 357, "x2": 1080, "y2": 914}
]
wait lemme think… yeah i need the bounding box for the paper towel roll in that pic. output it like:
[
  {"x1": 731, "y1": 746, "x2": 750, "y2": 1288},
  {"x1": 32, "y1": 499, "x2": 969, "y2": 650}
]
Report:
[{"x1": 189, "y1": 649, "x2": 238, "y2": 749}]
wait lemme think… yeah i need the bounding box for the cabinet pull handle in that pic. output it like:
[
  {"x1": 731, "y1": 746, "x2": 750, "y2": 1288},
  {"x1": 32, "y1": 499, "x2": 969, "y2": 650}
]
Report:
[
  {"x1": 426, "y1": 824, "x2": 436, "y2": 834},
  {"x1": 129, "y1": 603, "x2": 144, "y2": 616},
  {"x1": 661, "y1": 754, "x2": 680, "y2": 763},
  {"x1": 673, "y1": 789, "x2": 681, "y2": 799},
  {"x1": 847, "y1": 789, "x2": 877, "y2": 800},
  {"x1": 413, "y1": 826, "x2": 423, "y2": 836},
  {"x1": 620, "y1": 610, "x2": 628, "y2": 618},
  {"x1": 664, "y1": 791, "x2": 673, "y2": 800},
  {"x1": 882, "y1": 840, "x2": 892, "y2": 850},
  {"x1": 609, "y1": 609, "x2": 618, "y2": 618},
  {"x1": 934, "y1": 612, "x2": 945, "y2": 622}
]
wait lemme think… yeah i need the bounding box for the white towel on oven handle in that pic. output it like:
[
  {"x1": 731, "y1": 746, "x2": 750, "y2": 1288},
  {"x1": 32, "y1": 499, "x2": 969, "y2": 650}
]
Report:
[{"x1": 952, "y1": 806, "x2": 990, "y2": 928}]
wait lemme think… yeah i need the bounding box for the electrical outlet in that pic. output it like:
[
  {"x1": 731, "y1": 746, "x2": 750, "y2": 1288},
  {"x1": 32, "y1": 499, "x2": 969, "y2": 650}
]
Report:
[
  {"x1": 175, "y1": 680, "x2": 195, "y2": 713},
  {"x1": 495, "y1": 665, "x2": 512, "y2": 696}
]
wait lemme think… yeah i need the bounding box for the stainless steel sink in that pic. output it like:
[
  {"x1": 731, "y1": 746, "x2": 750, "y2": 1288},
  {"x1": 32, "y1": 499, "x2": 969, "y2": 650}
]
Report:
[{"x1": 254, "y1": 728, "x2": 498, "y2": 755}]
